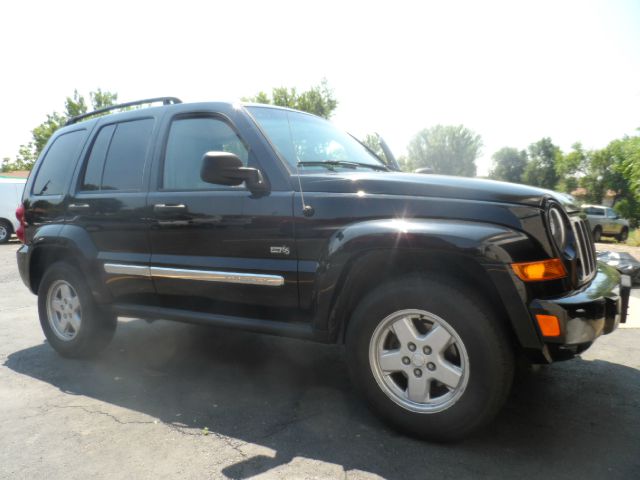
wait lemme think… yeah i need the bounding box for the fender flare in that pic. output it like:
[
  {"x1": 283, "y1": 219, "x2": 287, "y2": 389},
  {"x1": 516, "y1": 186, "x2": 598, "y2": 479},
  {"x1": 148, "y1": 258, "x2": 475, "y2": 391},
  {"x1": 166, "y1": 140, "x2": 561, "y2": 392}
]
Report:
[
  {"x1": 27, "y1": 224, "x2": 109, "y2": 302},
  {"x1": 308, "y1": 218, "x2": 545, "y2": 351}
]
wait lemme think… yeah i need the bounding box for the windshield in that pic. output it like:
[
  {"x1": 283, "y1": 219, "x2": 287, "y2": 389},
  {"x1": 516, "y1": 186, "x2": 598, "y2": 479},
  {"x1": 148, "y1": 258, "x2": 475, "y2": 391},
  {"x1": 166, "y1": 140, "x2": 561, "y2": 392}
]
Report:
[{"x1": 246, "y1": 106, "x2": 386, "y2": 171}]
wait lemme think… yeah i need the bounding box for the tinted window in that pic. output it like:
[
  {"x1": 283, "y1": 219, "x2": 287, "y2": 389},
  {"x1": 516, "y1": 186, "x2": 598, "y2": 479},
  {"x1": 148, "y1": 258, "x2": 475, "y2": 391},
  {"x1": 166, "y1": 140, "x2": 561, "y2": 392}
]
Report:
[
  {"x1": 81, "y1": 124, "x2": 116, "y2": 191},
  {"x1": 33, "y1": 130, "x2": 86, "y2": 195},
  {"x1": 101, "y1": 119, "x2": 154, "y2": 191},
  {"x1": 163, "y1": 117, "x2": 248, "y2": 190}
]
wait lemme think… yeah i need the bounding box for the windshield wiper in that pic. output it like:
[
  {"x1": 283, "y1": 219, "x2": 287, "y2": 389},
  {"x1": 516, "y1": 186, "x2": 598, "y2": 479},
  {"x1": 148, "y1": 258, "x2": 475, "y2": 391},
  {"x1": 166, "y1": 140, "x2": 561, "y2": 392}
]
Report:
[{"x1": 297, "y1": 160, "x2": 389, "y2": 171}]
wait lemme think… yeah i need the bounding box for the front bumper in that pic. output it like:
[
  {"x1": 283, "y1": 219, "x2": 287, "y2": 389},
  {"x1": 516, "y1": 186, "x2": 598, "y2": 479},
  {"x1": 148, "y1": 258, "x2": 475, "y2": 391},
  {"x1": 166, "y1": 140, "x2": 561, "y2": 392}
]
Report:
[{"x1": 529, "y1": 262, "x2": 631, "y2": 361}]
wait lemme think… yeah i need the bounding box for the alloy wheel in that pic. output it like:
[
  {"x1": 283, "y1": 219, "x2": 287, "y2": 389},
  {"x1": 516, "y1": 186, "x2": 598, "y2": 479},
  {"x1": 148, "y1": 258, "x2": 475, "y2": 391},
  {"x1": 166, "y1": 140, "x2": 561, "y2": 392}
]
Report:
[
  {"x1": 369, "y1": 309, "x2": 469, "y2": 413},
  {"x1": 46, "y1": 280, "x2": 82, "y2": 341}
]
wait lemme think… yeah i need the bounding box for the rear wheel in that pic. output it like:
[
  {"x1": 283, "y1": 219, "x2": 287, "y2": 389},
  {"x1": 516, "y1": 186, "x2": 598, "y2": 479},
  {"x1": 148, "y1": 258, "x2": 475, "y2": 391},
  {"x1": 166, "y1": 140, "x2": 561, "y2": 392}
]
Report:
[
  {"x1": 346, "y1": 276, "x2": 514, "y2": 441},
  {"x1": 0, "y1": 220, "x2": 12, "y2": 244},
  {"x1": 38, "y1": 262, "x2": 116, "y2": 358},
  {"x1": 593, "y1": 226, "x2": 602, "y2": 242},
  {"x1": 617, "y1": 227, "x2": 628, "y2": 242}
]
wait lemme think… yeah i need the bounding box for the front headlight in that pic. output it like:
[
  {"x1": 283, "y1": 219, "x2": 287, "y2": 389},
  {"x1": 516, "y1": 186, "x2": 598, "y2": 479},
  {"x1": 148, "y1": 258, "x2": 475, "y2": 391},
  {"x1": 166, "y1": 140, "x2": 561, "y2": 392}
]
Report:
[{"x1": 547, "y1": 205, "x2": 567, "y2": 251}]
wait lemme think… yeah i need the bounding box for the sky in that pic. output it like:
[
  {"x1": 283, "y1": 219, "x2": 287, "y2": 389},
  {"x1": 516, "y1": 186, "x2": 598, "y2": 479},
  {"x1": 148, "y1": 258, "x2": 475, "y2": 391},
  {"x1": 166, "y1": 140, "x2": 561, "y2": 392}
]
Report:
[{"x1": 1, "y1": 0, "x2": 638, "y2": 175}]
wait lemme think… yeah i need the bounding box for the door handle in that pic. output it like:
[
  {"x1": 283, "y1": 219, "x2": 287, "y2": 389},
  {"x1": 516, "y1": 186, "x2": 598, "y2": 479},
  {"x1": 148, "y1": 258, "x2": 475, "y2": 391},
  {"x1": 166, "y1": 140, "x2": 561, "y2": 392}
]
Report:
[
  {"x1": 153, "y1": 203, "x2": 187, "y2": 213},
  {"x1": 68, "y1": 203, "x2": 90, "y2": 211}
]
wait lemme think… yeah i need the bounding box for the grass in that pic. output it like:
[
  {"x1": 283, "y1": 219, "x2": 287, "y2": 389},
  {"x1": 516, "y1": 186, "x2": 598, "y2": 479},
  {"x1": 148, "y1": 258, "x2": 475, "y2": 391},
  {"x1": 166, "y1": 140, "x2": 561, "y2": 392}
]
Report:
[{"x1": 627, "y1": 229, "x2": 640, "y2": 247}]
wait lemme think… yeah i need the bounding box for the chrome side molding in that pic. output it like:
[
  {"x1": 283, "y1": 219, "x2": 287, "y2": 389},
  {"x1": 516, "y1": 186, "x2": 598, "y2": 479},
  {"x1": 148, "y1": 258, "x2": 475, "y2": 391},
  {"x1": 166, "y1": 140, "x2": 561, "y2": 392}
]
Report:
[
  {"x1": 103, "y1": 263, "x2": 284, "y2": 287},
  {"x1": 104, "y1": 263, "x2": 151, "y2": 277}
]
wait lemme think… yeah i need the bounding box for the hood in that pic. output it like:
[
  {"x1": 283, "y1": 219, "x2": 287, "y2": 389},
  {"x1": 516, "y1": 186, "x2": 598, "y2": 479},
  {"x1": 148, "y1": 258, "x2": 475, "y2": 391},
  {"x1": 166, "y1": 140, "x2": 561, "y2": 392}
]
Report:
[{"x1": 297, "y1": 171, "x2": 555, "y2": 208}]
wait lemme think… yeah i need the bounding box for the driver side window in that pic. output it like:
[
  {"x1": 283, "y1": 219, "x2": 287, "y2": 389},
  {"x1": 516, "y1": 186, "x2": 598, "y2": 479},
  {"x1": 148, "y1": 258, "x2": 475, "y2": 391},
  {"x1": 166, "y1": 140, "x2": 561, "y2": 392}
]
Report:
[{"x1": 162, "y1": 116, "x2": 248, "y2": 190}]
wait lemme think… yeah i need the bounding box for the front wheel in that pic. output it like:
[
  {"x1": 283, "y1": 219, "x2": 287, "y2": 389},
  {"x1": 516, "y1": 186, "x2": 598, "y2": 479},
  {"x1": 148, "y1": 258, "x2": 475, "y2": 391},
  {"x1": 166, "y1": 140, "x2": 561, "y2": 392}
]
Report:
[
  {"x1": 346, "y1": 276, "x2": 514, "y2": 441},
  {"x1": 38, "y1": 262, "x2": 116, "y2": 358}
]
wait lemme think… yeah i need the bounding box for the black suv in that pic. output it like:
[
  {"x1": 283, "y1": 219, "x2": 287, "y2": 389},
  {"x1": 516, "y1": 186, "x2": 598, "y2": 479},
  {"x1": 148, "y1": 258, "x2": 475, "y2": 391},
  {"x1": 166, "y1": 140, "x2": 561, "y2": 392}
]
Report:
[{"x1": 16, "y1": 98, "x2": 631, "y2": 441}]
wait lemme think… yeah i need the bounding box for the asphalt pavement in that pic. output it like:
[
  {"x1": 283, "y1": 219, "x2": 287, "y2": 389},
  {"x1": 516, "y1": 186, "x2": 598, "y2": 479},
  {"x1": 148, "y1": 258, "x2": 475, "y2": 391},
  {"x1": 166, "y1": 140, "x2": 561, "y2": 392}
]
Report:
[{"x1": 1, "y1": 241, "x2": 639, "y2": 479}]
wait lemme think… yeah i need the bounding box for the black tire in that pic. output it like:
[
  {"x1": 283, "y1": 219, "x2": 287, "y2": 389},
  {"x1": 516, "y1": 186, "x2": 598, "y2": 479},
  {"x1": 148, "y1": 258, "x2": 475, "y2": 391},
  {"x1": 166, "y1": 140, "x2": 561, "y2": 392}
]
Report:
[
  {"x1": 617, "y1": 227, "x2": 628, "y2": 242},
  {"x1": 593, "y1": 226, "x2": 602, "y2": 243},
  {"x1": 38, "y1": 262, "x2": 116, "y2": 358},
  {"x1": 346, "y1": 275, "x2": 514, "y2": 441},
  {"x1": 0, "y1": 219, "x2": 12, "y2": 244}
]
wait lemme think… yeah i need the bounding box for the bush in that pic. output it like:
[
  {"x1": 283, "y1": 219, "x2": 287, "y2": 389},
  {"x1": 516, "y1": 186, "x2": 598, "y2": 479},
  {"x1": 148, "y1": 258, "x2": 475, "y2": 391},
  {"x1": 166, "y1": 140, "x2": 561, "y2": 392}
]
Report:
[{"x1": 614, "y1": 198, "x2": 640, "y2": 229}]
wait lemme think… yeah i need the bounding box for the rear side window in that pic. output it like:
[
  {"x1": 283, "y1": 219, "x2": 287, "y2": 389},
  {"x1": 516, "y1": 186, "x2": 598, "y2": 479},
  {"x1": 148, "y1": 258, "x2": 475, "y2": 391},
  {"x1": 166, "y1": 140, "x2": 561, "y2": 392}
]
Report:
[
  {"x1": 81, "y1": 119, "x2": 154, "y2": 192},
  {"x1": 32, "y1": 130, "x2": 86, "y2": 196},
  {"x1": 82, "y1": 124, "x2": 116, "y2": 190},
  {"x1": 162, "y1": 117, "x2": 248, "y2": 190}
]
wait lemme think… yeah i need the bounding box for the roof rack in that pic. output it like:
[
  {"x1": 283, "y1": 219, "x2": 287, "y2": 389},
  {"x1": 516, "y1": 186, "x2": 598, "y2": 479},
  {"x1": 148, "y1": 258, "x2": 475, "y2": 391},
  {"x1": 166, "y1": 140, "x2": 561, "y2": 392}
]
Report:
[{"x1": 65, "y1": 96, "x2": 182, "y2": 125}]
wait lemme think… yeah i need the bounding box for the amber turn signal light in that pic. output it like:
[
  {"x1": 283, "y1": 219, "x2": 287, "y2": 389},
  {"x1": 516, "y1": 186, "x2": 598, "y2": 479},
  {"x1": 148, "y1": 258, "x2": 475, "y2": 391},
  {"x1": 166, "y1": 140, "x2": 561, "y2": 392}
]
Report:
[
  {"x1": 535, "y1": 314, "x2": 561, "y2": 337},
  {"x1": 511, "y1": 258, "x2": 567, "y2": 282}
]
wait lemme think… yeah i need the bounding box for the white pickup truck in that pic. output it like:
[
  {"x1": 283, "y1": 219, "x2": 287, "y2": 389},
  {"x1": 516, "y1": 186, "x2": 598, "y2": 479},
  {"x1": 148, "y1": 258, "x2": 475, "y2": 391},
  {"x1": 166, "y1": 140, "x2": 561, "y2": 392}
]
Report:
[
  {"x1": 583, "y1": 204, "x2": 630, "y2": 242},
  {"x1": 0, "y1": 177, "x2": 26, "y2": 243}
]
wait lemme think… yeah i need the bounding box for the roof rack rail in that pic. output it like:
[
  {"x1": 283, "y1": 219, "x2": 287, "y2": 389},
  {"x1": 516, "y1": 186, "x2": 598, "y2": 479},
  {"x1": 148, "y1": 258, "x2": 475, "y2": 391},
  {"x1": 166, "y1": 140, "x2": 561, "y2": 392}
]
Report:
[{"x1": 65, "y1": 96, "x2": 182, "y2": 126}]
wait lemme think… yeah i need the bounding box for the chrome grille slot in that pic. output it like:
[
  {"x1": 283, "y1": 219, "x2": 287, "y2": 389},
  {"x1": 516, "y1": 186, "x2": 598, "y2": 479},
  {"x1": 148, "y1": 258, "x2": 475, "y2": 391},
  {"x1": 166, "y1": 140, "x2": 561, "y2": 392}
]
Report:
[{"x1": 571, "y1": 217, "x2": 596, "y2": 283}]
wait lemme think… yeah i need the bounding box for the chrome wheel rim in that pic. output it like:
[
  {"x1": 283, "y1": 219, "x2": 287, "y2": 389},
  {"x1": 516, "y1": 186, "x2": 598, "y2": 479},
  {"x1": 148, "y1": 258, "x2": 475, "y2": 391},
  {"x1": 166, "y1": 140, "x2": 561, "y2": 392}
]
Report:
[
  {"x1": 46, "y1": 280, "x2": 82, "y2": 341},
  {"x1": 0, "y1": 225, "x2": 7, "y2": 241},
  {"x1": 369, "y1": 309, "x2": 469, "y2": 413}
]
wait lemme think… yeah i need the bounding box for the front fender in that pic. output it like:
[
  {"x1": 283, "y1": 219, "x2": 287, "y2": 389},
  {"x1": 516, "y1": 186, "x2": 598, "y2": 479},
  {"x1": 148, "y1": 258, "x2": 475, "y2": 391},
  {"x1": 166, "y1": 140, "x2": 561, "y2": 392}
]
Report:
[{"x1": 309, "y1": 218, "x2": 546, "y2": 353}]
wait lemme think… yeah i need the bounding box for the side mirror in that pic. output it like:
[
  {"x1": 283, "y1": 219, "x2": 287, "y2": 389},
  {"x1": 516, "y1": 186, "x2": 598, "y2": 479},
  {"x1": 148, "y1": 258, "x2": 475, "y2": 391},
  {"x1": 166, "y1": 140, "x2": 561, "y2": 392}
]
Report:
[{"x1": 200, "y1": 152, "x2": 266, "y2": 191}]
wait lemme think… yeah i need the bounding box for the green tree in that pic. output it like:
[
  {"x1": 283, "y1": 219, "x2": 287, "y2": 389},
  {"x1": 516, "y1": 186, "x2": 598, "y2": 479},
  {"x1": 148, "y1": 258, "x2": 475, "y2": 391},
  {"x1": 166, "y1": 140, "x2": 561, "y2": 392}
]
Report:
[
  {"x1": 608, "y1": 136, "x2": 640, "y2": 227},
  {"x1": 580, "y1": 148, "x2": 607, "y2": 204},
  {"x1": 555, "y1": 142, "x2": 587, "y2": 193},
  {"x1": 243, "y1": 79, "x2": 338, "y2": 119},
  {"x1": 90, "y1": 89, "x2": 118, "y2": 110},
  {"x1": 489, "y1": 147, "x2": 527, "y2": 183},
  {"x1": 3, "y1": 89, "x2": 118, "y2": 172},
  {"x1": 577, "y1": 136, "x2": 640, "y2": 227},
  {"x1": 397, "y1": 155, "x2": 410, "y2": 172},
  {"x1": 5, "y1": 144, "x2": 38, "y2": 172},
  {"x1": 614, "y1": 197, "x2": 640, "y2": 228},
  {"x1": 521, "y1": 138, "x2": 561, "y2": 189},
  {"x1": 619, "y1": 134, "x2": 640, "y2": 195},
  {"x1": 406, "y1": 125, "x2": 482, "y2": 176},
  {"x1": 581, "y1": 140, "x2": 629, "y2": 204},
  {"x1": 361, "y1": 133, "x2": 385, "y2": 158}
]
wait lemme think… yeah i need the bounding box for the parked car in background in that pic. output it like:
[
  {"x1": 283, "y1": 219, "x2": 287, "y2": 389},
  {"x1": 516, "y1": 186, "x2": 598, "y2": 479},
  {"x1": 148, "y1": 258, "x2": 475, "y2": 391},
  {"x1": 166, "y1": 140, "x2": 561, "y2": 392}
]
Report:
[
  {"x1": 597, "y1": 251, "x2": 640, "y2": 285},
  {"x1": 582, "y1": 205, "x2": 630, "y2": 242},
  {"x1": 0, "y1": 177, "x2": 27, "y2": 243}
]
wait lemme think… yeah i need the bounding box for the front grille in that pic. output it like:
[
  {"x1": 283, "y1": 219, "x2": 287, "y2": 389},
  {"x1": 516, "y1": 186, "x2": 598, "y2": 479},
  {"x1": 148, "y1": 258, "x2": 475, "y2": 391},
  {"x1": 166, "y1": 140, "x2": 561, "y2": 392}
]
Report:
[{"x1": 571, "y1": 217, "x2": 596, "y2": 283}]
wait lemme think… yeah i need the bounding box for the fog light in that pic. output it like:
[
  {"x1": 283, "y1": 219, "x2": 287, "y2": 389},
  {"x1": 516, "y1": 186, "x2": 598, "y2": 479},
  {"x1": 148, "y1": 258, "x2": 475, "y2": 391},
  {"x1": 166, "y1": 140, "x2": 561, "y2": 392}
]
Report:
[{"x1": 535, "y1": 314, "x2": 561, "y2": 337}]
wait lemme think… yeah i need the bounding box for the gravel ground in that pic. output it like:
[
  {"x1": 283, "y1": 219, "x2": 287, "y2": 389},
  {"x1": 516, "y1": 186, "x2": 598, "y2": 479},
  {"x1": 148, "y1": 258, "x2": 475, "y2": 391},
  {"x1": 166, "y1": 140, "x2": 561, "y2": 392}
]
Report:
[{"x1": 0, "y1": 241, "x2": 639, "y2": 479}]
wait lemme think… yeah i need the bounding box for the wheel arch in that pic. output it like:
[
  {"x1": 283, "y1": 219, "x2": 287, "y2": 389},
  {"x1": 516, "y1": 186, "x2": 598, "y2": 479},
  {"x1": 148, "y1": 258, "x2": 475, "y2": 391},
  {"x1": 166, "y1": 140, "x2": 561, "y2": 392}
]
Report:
[
  {"x1": 27, "y1": 225, "x2": 110, "y2": 303},
  {"x1": 309, "y1": 218, "x2": 544, "y2": 356},
  {"x1": 330, "y1": 249, "x2": 514, "y2": 342}
]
